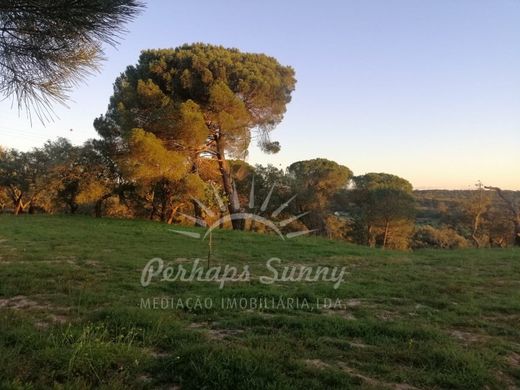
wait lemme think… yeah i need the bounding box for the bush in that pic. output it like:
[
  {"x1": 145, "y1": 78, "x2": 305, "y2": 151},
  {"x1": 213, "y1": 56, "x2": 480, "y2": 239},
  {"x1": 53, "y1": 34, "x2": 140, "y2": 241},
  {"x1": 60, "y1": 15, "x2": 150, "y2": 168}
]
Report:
[
  {"x1": 323, "y1": 214, "x2": 353, "y2": 240},
  {"x1": 412, "y1": 225, "x2": 469, "y2": 249}
]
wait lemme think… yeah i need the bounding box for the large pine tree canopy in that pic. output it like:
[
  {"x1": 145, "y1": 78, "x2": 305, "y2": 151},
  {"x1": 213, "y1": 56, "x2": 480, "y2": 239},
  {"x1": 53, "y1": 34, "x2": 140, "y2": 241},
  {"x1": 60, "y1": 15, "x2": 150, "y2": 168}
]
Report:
[
  {"x1": 98, "y1": 43, "x2": 296, "y2": 157},
  {"x1": 95, "y1": 43, "x2": 296, "y2": 229}
]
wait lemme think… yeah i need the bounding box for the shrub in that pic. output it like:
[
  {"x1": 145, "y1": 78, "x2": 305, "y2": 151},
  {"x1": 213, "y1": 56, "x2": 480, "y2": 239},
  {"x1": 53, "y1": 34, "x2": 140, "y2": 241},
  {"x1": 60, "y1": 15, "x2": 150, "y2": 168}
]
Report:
[{"x1": 412, "y1": 225, "x2": 470, "y2": 249}]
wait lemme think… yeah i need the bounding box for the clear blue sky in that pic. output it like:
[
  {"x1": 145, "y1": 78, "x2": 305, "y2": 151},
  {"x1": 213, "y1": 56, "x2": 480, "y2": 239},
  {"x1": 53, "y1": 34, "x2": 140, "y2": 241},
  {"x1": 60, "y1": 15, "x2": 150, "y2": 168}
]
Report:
[{"x1": 1, "y1": 0, "x2": 519, "y2": 189}]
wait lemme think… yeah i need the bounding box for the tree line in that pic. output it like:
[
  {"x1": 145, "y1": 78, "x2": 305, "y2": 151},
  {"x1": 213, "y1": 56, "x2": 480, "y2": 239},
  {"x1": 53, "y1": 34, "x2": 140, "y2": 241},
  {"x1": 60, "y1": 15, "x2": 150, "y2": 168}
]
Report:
[
  {"x1": 1, "y1": 43, "x2": 518, "y2": 249},
  {"x1": 1, "y1": 138, "x2": 518, "y2": 249}
]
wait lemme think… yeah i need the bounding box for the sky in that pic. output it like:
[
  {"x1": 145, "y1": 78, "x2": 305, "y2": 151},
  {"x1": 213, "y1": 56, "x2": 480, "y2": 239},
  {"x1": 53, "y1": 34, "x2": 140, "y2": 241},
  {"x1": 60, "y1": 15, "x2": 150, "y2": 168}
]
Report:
[{"x1": 1, "y1": 0, "x2": 519, "y2": 190}]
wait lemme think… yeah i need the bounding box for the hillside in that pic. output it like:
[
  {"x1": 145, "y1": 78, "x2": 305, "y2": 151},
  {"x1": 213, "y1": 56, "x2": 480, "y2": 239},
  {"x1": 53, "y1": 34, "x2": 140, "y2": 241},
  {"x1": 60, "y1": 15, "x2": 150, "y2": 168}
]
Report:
[
  {"x1": 414, "y1": 189, "x2": 520, "y2": 222},
  {"x1": 0, "y1": 215, "x2": 519, "y2": 389}
]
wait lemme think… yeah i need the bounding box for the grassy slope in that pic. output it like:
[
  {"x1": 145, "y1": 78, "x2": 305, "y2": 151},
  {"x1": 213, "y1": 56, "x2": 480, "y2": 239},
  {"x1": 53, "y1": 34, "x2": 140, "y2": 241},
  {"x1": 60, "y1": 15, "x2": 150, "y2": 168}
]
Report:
[{"x1": 0, "y1": 215, "x2": 519, "y2": 389}]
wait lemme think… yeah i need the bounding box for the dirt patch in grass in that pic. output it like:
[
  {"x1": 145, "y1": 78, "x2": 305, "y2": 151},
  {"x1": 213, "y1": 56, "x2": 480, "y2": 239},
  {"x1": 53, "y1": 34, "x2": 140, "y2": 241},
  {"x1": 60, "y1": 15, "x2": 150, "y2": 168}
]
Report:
[
  {"x1": 304, "y1": 359, "x2": 331, "y2": 370},
  {"x1": 449, "y1": 329, "x2": 490, "y2": 345},
  {"x1": 495, "y1": 370, "x2": 517, "y2": 390},
  {"x1": 345, "y1": 299, "x2": 363, "y2": 307},
  {"x1": 0, "y1": 259, "x2": 79, "y2": 266},
  {"x1": 336, "y1": 362, "x2": 420, "y2": 390},
  {"x1": 320, "y1": 336, "x2": 370, "y2": 349},
  {"x1": 189, "y1": 322, "x2": 244, "y2": 340},
  {"x1": 148, "y1": 349, "x2": 173, "y2": 359},
  {"x1": 482, "y1": 314, "x2": 520, "y2": 322},
  {"x1": 244, "y1": 309, "x2": 276, "y2": 318},
  {"x1": 0, "y1": 295, "x2": 49, "y2": 310},
  {"x1": 0, "y1": 295, "x2": 71, "y2": 328},
  {"x1": 322, "y1": 307, "x2": 356, "y2": 320},
  {"x1": 207, "y1": 328, "x2": 244, "y2": 340},
  {"x1": 376, "y1": 310, "x2": 400, "y2": 321},
  {"x1": 506, "y1": 352, "x2": 520, "y2": 368},
  {"x1": 304, "y1": 359, "x2": 419, "y2": 389},
  {"x1": 188, "y1": 321, "x2": 210, "y2": 329},
  {"x1": 349, "y1": 341, "x2": 369, "y2": 349},
  {"x1": 137, "y1": 374, "x2": 153, "y2": 384},
  {"x1": 34, "y1": 313, "x2": 70, "y2": 330}
]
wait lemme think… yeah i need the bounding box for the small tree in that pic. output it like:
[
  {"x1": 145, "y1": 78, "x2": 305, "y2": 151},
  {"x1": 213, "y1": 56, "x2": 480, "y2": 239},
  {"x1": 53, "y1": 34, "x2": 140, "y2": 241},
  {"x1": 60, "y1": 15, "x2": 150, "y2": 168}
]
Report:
[
  {"x1": 351, "y1": 173, "x2": 416, "y2": 249},
  {"x1": 462, "y1": 182, "x2": 491, "y2": 248},
  {"x1": 287, "y1": 158, "x2": 352, "y2": 232},
  {"x1": 0, "y1": 147, "x2": 53, "y2": 214},
  {"x1": 77, "y1": 139, "x2": 131, "y2": 218},
  {"x1": 120, "y1": 129, "x2": 205, "y2": 223},
  {"x1": 485, "y1": 186, "x2": 520, "y2": 246},
  {"x1": 412, "y1": 225, "x2": 469, "y2": 249}
]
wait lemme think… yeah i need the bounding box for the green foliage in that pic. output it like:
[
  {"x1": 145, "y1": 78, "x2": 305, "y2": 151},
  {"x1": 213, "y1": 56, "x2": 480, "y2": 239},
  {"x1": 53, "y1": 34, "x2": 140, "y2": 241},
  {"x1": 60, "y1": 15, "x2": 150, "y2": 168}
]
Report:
[
  {"x1": 288, "y1": 159, "x2": 353, "y2": 194},
  {"x1": 0, "y1": 0, "x2": 143, "y2": 119},
  {"x1": 353, "y1": 172, "x2": 413, "y2": 193},
  {"x1": 287, "y1": 158, "x2": 353, "y2": 231},
  {"x1": 122, "y1": 129, "x2": 188, "y2": 184},
  {"x1": 415, "y1": 189, "x2": 519, "y2": 247},
  {"x1": 0, "y1": 138, "x2": 127, "y2": 216},
  {"x1": 323, "y1": 214, "x2": 353, "y2": 240},
  {"x1": 412, "y1": 225, "x2": 470, "y2": 249},
  {"x1": 0, "y1": 143, "x2": 57, "y2": 214},
  {"x1": 95, "y1": 44, "x2": 296, "y2": 229},
  {"x1": 96, "y1": 43, "x2": 296, "y2": 154},
  {"x1": 350, "y1": 173, "x2": 416, "y2": 249},
  {"x1": 2, "y1": 134, "x2": 518, "y2": 249}
]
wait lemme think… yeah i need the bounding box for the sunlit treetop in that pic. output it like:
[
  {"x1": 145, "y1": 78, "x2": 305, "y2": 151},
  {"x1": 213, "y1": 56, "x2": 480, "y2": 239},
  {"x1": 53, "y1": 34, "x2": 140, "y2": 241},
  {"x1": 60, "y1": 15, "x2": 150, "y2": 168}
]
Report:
[{"x1": 100, "y1": 43, "x2": 296, "y2": 157}]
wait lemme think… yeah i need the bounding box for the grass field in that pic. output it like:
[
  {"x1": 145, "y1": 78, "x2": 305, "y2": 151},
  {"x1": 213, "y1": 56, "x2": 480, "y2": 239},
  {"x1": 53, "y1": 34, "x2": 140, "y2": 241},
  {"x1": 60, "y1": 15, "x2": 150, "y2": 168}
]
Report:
[{"x1": 0, "y1": 215, "x2": 519, "y2": 389}]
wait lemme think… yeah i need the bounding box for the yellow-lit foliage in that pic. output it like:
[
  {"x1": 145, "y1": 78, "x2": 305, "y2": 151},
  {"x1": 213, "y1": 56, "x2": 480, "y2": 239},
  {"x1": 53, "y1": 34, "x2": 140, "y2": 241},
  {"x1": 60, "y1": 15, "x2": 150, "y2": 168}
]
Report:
[
  {"x1": 122, "y1": 129, "x2": 188, "y2": 184},
  {"x1": 208, "y1": 82, "x2": 251, "y2": 157},
  {"x1": 173, "y1": 100, "x2": 208, "y2": 149},
  {"x1": 136, "y1": 79, "x2": 171, "y2": 109},
  {"x1": 76, "y1": 181, "x2": 107, "y2": 205}
]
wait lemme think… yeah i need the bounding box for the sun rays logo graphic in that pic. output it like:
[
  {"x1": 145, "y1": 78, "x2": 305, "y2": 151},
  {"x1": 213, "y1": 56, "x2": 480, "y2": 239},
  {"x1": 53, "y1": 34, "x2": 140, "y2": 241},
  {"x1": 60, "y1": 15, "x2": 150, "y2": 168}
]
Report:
[{"x1": 169, "y1": 178, "x2": 316, "y2": 240}]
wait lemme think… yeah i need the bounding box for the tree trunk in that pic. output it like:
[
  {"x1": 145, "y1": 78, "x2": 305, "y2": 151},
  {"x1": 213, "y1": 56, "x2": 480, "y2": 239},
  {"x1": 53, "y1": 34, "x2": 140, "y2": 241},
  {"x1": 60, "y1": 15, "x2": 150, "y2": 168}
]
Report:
[
  {"x1": 14, "y1": 199, "x2": 23, "y2": 215},
  {"x1": 471, "y1": 213, "x2": 483, "y2": 248},
  {"x1": 159, "y1": 181, "x2": 170, "y2": 223},
  {"x1": 514, "y1": 220, "x2": 520, "y2": 247},
  {"x1": 95, "y1": 193, "x2": 113, "y2": 218},
  {"x1": 13, "y1": 194, "x2": 27, "y2": 215},
  {"x1": 215, "y1": 135, "x2": 243, "y2": 230},
  {"x1": 192, "y1": 200, "x2": 202, "y2": 226},
  {"x1": 160, "y1": 198, "x2": 167, "y2": 223},
  {"x1": 148, "y1": 188, "x2": 156, "y2": 220},
  {"x1": 382, "y1": 221, "x2": 390, "y2": 249},
  {"x1": 69, "y1": 201, "x2": 78, "y2": 214},
  {"x1": 485, "y1": 186, "x2": 520, "y2": 246},
  {"x1": 95, "y1": 200, "x2": 103, "y2": 218},
  {"x1": 471, "y1": 183, "x2": 486, "y2": 248},
  {"x1": 149, "y1": 204, "x2": 156, "y2": 220},
  {"x1": 367, "y1": 224, "x2": 375, "y2": 248},
  {"x1": 190, "y1": 161, "x2": 203, "y2": 226},
  {"x1": 167, "y1": 203, "x2": 184, "y2": 225},
  {"x1": 166, "y1": 209, "x2": 175, "y2": 225}
]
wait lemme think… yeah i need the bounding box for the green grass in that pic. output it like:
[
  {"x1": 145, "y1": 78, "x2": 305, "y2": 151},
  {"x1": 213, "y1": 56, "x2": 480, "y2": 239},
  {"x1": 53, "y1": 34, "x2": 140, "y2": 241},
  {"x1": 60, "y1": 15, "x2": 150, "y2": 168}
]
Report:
[{"x1": 0, "y1": 215, "x2": 519, "y2": 389}]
